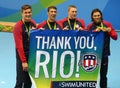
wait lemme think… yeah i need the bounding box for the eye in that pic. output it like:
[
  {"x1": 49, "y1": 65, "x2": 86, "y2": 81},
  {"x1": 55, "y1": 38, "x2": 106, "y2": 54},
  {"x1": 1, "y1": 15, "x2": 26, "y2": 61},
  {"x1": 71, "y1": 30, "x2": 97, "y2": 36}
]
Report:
[
  {"x1": 98, "y1": 15, "x2": 101, "y2": 17},
  {"x1": 28, "y1": 12, "x2": 31, "y2": 14}
]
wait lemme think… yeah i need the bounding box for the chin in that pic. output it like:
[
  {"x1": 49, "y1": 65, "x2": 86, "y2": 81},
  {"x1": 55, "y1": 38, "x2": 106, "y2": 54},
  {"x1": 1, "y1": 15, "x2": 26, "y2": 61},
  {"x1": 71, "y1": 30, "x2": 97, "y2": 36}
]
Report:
[{"x1": 26, "y1": 19, "x2": 31, "y2": 22}]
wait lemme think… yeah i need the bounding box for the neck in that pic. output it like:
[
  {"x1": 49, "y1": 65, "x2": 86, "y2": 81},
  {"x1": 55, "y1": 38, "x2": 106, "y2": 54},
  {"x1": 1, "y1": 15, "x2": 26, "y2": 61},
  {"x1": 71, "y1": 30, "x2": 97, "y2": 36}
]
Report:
[
  {"x1": 22, "y1": 19, "x2": 30, "y2": 22},
  {"x1": 47, "y1": 19, "x2": 55, "y2": 22},
  {"x1": 68, "y1": 16, "x2": 76, "y2": 20},
  {"x1": 68, "y1": 18, "x2": 76, "y2": 22},
  {"x1": 69, "y1": 18, "x2": 75, "y2": 21},
  {"x1": 94, "y1": 22, "x2": 102, "y2": 26}
]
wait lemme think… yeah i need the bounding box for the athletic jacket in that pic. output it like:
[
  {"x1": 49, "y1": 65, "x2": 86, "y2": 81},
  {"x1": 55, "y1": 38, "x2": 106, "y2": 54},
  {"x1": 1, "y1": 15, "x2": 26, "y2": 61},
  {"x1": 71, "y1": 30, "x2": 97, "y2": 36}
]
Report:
[
  {"x1": 13, "y1": 20, "x2": 36, "y2": 62},
  {"x1": 86, "y1": 20, "x2": 118, "y2": 56},
  {"x1": 59, "y1": 18, "x2": 85, "y2": 30}
]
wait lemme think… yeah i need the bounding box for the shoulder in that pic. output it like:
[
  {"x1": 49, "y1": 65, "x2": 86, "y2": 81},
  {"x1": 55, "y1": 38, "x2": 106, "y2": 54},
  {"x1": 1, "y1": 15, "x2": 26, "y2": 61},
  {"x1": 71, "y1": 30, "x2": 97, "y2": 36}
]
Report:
[
  {"x1": 76, "y1": 18, "x2": 85, "y2": 28},
  {"x1": 58, "y1": 18, "x2": 68, "y2": 28},
  {"x1": 87, "y1": 22, "x2": 93, "y2": 27},
  {"x1": 59, "y1": 18, "x2": 68, "y2": 23},
  {"x1": 14, "y1": 20, "x2": 23, "y2": 30},
  {"x1": 76, "y1": 18, "x2": 84, "y2": 22},
  {"x1": 103, "y1": 20, "x2": 112, "y2": 27},
  {"x1": 30, "y1": 20, "x2": 36, "y2": 24},
  {"x1": 76, "y1": 18, "x2": 85, "y2": 25},
  {"x1": 56, "y1": 21, "x2": 63, "y2": 29},
  {"x1": 76, "y1": 18, "x2": 85, "y2": 24},
  {"x1": 37, "y1": 20, "x2": 47, "y2": 29},
  {"x1": 56, "y1": 21, "x2": 61, "y2": 25},
  {"x1": 15, "y1": 20, "x2": 22, "y2": 27},
  {"x1": 13, "y1": 20, "x2": 23, "y2": 33},
  {"x1": 87, "y1": 22, "x2": 94, "y2": 30},
  {"x1": 30, "y1": 20, "x2": 36, "y2": 28}
]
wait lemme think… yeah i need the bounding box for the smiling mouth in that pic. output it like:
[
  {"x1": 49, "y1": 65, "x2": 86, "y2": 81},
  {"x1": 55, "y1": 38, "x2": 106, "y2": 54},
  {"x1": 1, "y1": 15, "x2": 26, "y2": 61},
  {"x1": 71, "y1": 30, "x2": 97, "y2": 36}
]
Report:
[{"x1": 26, "y1": 16, "x2": 31, "y2": 18}]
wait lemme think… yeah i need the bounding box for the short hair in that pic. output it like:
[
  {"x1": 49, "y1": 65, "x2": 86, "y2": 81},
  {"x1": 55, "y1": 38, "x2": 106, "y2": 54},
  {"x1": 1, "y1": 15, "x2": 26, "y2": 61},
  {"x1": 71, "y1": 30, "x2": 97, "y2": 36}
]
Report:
[
  {"x1": 68, "y1": 5, "x2": 77, "y2": 11},
  {"x1": 47, "y1": 6, "x2": 57, "y2": 12},
  {"x1": 91, "y1": 8, "x2": 103, "y2": 21},
  {"x1": 21, "y1": 4, "x2": 32, "y2": 12}
]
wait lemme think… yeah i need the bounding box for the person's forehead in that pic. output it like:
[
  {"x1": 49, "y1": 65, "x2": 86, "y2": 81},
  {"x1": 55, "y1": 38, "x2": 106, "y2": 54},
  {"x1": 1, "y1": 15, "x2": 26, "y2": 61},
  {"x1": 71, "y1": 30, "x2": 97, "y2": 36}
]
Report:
[
  {"x1": 49, "y1": 8, "x2": 56, "y2": 11},
  {"x1": 22, "y1": 9, "x2": 31, "y2": 12},
  {"x1": 69, "y1": 7, "x2": 77, "y2": 11},
  {"x1": 93, "y1": 12, "x2": 101, "y2": 15}
]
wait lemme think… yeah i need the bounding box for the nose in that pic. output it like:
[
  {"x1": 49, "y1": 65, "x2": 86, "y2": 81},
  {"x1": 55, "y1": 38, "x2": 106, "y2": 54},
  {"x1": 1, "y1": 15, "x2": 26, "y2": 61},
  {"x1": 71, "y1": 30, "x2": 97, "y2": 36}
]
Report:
[{"x1": 52, "y1": 11, "x2": 56, "y2": 15}]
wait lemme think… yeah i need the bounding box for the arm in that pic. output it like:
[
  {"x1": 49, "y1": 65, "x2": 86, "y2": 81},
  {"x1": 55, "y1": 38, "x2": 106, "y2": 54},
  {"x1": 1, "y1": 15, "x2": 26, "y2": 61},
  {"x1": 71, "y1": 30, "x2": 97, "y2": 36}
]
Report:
[
  {"x1": 80, "y1": 19, "x2": 85, "y2": 29},
  {"x1": 76, "y1": 18, "x2": 85, "y2": 30},
  {"x1": 13, "y1": 22, "x2": 29, "y2": 71},
  {"x1": 86, "y1": 23, "x2": 94, "y2": 31},
  {"x1": 58, "y1": 18, "x2": 69, "y2": 30},
  {"x1": 13, "y1": 22, "x2": 27, "y2": 63},
  {"x1": 104, "y1": 21, "x2": 118, "y2": 40}
]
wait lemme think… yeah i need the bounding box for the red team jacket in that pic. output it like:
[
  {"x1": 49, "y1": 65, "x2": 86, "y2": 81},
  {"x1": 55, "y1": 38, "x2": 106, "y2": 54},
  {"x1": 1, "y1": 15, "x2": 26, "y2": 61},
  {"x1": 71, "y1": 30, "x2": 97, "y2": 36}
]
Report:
[
  {"x1": 13, "y1": 20, "x2": 36, "y2": 62},
  {"x1": 59, "y1": 17, "x2": 85, "y2": 30},
  {"x1": 86, "y1": 20, "x2": 118, "y2": 56}
]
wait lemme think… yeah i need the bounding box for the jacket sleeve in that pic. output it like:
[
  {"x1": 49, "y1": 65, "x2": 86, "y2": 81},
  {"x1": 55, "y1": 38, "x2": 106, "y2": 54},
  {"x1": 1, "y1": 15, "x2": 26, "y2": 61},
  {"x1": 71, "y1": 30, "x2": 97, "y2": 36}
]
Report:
[
  {"x1": 37, "y1": 21, "x2": 46, "y2": 29},
  {"x1": 13, "y1": 23, "x2": 27, "y2": 62},
  {"x1": 81, "y1": 19, "x2": 85, "y2": 29},
  {"x1": 106, "y1": 22, "x2": 118, "y2": 40},
  {"x1": 86, "y1": 23, "x2": 93, "y2": 31}
]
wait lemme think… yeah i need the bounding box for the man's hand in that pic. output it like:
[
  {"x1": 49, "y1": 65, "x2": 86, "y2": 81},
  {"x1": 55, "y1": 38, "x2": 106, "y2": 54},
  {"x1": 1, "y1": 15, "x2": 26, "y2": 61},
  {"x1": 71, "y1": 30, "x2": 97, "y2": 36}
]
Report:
[
  {"x1": 77, "y1": 27, "x2": 83, "y2": 30},
  {"x1": 63, "y1": 26, "x2": 69, "y2": 30},
  {"x1": 38, "y1": 27, "x2": 45, "y2": 30},
  {"x1": 106, "y1": 27, "x2": 111, "y2": 32},
  {"x1": 95, "y1": 28, "x2": 101, "y2": 32},
  {"x1": 22, "y1": 62, "x2": 28, "y2": 72},
  {"x1": 101, "y1": 27, "x2": 111, "y2": 32}
]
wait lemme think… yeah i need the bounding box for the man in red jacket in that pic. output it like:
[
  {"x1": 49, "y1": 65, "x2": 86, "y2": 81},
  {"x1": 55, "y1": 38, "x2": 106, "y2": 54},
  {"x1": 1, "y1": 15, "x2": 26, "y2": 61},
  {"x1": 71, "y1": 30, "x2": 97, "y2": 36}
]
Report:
[
  {"x1": 37, "y1": 6, "x2": 62, "y2": 30},
  {"x1": 86, "y1": 8, "x2": 118, "y2": 88},
  {"x1": 13, "y1": 4, "x2": 36, "y2": 88},
  {"x1": 59, "y1": 5, "x2": 85, "y2": 30}
]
